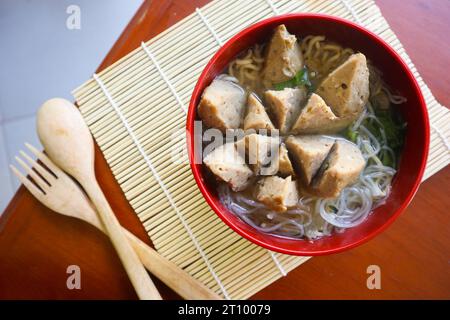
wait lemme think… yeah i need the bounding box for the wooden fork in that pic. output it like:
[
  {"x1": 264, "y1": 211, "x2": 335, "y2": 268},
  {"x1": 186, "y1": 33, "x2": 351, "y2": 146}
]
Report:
[{"x1": 10, "y1": 143, "x2": 221, "y2": 300}]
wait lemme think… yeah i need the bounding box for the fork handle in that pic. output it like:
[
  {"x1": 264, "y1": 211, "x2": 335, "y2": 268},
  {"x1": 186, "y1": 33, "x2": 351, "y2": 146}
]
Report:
[{"x1": 83, "y1": 179, "x2": 162, "y2": 300}]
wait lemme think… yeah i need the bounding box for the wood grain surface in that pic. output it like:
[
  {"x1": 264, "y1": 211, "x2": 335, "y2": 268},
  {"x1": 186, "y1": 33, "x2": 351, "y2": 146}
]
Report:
[{"x1": 0, "y1": 0, "x2": 448, "y2": 299}]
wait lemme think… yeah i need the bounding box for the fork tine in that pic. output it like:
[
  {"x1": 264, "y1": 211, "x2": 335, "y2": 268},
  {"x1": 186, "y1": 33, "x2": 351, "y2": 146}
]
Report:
[
  {"x1": 15, "y1": 155, "x2": 49, "y2": 191},
  {"x1": 10, "y1": 164, "x2": 45, "y2": 198},
  {"x1": 25, "y1": 143, "x2": 62, "y2": 178},
  {"x1": 19, "y1": 150, "x2": 55, "y2": 184}
]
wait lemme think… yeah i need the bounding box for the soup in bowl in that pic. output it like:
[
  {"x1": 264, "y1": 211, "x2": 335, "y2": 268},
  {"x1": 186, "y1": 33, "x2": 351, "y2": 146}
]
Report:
[{"x1": 187, "y1": 14, "x2": 429, "y2": 256}]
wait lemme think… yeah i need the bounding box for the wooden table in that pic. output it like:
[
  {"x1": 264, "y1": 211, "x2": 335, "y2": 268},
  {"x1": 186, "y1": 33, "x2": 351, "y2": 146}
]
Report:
[{"x1": 0, "y1": 0, "x2": 449, "y2": 299}]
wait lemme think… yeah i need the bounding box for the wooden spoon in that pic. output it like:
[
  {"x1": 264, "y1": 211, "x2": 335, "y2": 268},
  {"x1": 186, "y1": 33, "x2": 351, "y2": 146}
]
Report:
[
  {"x1": 11, "y1": 143, "x2": 221, "y2": 300},
  {"x1": 37, "y1": 98, "x2": 161, "y2": 300}
]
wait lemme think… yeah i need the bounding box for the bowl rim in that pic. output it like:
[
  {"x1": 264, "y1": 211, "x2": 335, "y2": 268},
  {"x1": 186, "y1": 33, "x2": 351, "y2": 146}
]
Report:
[{"x1": 186, "y1": 13, "x2": 429, "y2": 256}]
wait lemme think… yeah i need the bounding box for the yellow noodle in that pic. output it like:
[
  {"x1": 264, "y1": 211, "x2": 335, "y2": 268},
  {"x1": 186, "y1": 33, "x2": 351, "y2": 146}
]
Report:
[
  {"x1": 242, "y1": 64, "x2": 261, "y2": 71},
  {"x1": 323, "y1": 44, "x2": 341, "y2": 51},
  {"x1": 244, "y1": 70, "x2": 257, "y2": 80},
  {"x1": 228, "y1": 61, "x2": 236, "y2": 78},
  {"x1": 342, "y1": 48, "x2": 354, "y2": 56},
  {"x1": 226, "y1": 45, "x2": 265, "y2": 93},
  {"x1": 321, "y1": 51, "x2": 329, "y2": 64},
  {"x1": 226, "y1": 34, "x2": 398, "y2": 106},
  {"x1": 235, "y1": 58, "x2": 254, "y2": 65}
]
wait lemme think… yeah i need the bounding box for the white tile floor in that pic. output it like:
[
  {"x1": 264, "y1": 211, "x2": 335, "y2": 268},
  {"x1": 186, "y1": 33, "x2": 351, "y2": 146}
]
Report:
[{"x1": 0, "y1": 0, "x2": 142, "y2": 214}]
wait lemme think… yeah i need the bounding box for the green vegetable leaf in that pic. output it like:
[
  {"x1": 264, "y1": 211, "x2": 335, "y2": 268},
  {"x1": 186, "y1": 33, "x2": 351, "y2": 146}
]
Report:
[
  {"x1": 346, "y1": 108, "x2": 405, "y2": 168},
  {"x1": 345, "y1": 127, "x2": 359, "y2": 143},
  {"x1": 380, "y1": 149, "x2": 394, "y2": 167},
  {"x1": 375, "y1": 110, "x2": 405, "y2": 150},
  {"x1": 274, "y1": 67, "x2": 312, "y2": 91}
]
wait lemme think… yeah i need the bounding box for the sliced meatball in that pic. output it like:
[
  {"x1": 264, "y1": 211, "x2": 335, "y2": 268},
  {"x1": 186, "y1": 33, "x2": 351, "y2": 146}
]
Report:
[
  {"x1": 312, "y1": 140, "x2": 365, "y2": 198},
  {"x1": 285, "y1": 135, "x2": 335, "y2": 185},
  {"x1": 243, "y1": 93, "x2": 275, "y2": 131},
  {"x1": 236, "y1": 134, "x2": 295, "y2": 177},
  {"x1": 291, "y1": 93, "x2": 350, "y2": 134},
  {"x1": 278, "y1": 144, "x2": 295, "y2": 177},
  {"x1": 235, "y1": 133, "x2": 280, "y2": 176},
  {"x1": 198, "y1": 79, "x2": 246, "y2": 132},
  {"x1": 265, "y1": 87, "x2": 306, "y2": 134},
  {"x1": 316, "y1": 53, "x2": 369, "y2": 119},
  {"x1": 203, "y1": 143, "x2": 253, "y2": 191},
  {"x1": 262, "y1": 24, "x2": 304, "y2": 88},
  {"x1": 256, "y1": 176, "x2": 299, "y2": 212}
]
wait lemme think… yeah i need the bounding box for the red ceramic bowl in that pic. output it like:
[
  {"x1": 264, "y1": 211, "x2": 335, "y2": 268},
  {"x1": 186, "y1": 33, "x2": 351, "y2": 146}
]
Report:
[{"x1": 187, "y1": 14, "x2": 429, "y2": 256}]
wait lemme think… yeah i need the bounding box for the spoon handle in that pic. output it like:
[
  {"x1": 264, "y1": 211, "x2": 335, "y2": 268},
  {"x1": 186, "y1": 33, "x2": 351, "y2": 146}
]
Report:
[
  {"x1": 122, "y1": 229, "x2": 222, "y2": 300},
  {"x1": 83, "y1": 179, "x2": 162, "y2": 300}
]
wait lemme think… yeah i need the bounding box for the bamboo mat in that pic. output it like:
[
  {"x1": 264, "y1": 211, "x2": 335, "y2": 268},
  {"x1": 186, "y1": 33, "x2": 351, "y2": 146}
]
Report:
[{"x1": 72, "y1": 0, "x2": 450, "y2": 299}]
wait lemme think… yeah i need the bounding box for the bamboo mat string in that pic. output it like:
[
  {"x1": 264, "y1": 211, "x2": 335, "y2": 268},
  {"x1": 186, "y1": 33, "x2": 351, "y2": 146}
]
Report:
[
  {"x1": 140, "y1": 42, "x2": 187, "y2": 113},
  {"x1": 92, "y1": 73, "x2": 231, "y2": 300},
  {"x1": 196, "y1": 8, "x2": 224, "y2": 46},
  {"x1": 269, "y1": 251, "x2": 287, "y2": 276},
  {"x1": 340, "y1": 0, "x2": 363, "y2": 25},
  {"x1": 430, "y1": 124, "x2": 450, "y2": 151},
  {"x1": 265, "y1": 0, "x2": 280, "y2": 15}
]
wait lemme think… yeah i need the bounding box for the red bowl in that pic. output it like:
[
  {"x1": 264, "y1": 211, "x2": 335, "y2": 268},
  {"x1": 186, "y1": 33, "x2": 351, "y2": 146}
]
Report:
[{"x1": 186, "y1": 14, "x2": 429, "y2": 256}]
